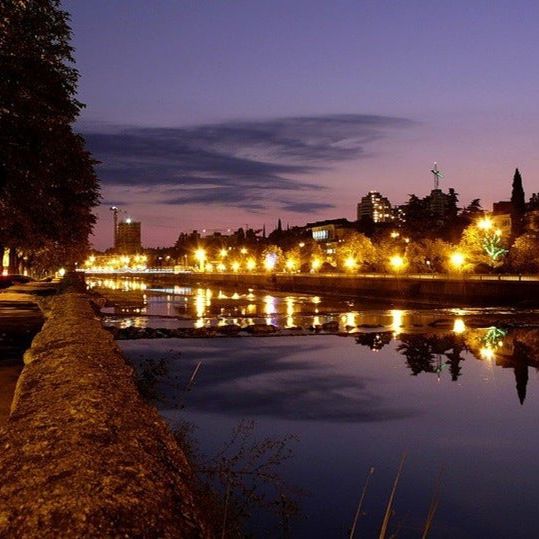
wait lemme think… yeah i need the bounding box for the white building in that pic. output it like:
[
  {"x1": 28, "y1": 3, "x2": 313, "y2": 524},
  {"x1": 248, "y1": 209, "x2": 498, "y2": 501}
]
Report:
[{"x1": 357, "y1": 191, "x2": 393, "y2": 223}]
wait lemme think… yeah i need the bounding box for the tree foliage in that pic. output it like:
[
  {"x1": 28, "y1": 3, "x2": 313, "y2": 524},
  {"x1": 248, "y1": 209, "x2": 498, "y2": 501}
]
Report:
[
  {"x1": 509, "y1": 234, "x2": 539, "y2": 273},
  {"x1": 459, "y1": 223, "x2": 508, "y2": 270},
  {"x1": 406, "y1": 238, "x2": 451, "y2": 273},
  {"x1": 334, "y1": 231, "x2": 375, "y2": 271},
  {"x1": 511, "y1": 168, "x2": 526, "y2": 237},
  {"x1": 0, "y1": 0, "x2": 99, "y2": 272}
]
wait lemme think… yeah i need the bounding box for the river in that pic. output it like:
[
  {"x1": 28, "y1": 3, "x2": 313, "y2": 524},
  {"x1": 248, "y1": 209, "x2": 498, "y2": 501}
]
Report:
[
  {"x1": 90, "y1": 276, "x2": 539, "y2": 538},
  {"x1": 0, "y1": 303, "x2": 43, "y2": 424}
]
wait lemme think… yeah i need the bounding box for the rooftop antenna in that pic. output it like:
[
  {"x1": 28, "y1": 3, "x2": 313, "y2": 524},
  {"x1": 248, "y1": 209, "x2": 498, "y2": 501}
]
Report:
[{"x1": 430, "y1": 162, "x2": 444, "y2": 190}]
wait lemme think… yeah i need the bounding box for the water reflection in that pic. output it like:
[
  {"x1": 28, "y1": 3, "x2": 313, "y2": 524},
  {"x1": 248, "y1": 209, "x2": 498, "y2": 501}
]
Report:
[
  {"x1": 390, "y1": 309, "x2": 404, "y2": 337},
  {"x1": 89, "y1": 276, "x2": 354, "y2": 329},
  {"x1": 121, "y1": 326, "x2": 539, "y2": 538},
  {"x1": 356, "y1": 326, "x2": 535, "y2": 405}
]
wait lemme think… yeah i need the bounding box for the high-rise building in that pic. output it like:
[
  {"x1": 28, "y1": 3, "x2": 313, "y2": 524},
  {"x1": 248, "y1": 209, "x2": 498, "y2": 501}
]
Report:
[
  {"x1": 115, "y1": 219, "x2": 142, "y2": 253},
  {"x1": 357, "y1": 191, "x2": 393, "y2": 223}
]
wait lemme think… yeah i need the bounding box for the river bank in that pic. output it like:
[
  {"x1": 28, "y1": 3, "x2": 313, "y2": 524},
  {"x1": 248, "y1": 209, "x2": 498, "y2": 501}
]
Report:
[{"x1": 0, "y1": 281, "x2": 210, "y2": 537}]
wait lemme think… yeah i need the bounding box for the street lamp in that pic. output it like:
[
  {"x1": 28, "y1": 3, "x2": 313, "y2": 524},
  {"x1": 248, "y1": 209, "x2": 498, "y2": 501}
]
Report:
[
  {"x1": 344, "y1": 256, "x2": 357, "y2": 272},
  {"x1": 449, "y1": 252, "x2": 465, "y2": 271},
  {"x1": 477, "y1": 217, "x2": 493, "y2": 230},
  {"x1": 389, "y1": 255, "x2": 406, "y2": 272},
  {"x1": 264, "y1": 254, "x2": 276, "y2": 272},
  {"x1": 194, "y1": 248, "x2": 206, "y2": 271},
  {"x1": 311, "y1": 257, "x2": 322, "y2": 272}
]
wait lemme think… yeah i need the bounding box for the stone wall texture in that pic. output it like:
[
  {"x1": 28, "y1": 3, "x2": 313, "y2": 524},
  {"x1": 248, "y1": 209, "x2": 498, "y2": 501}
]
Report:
[{"x1": 0, "y1": 292, "x2": 211, "y2": 538}]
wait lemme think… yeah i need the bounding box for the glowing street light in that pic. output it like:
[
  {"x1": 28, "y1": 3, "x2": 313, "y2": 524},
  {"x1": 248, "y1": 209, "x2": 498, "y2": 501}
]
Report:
[
  {"x1": 477, "y1": 217, "x2": 493, "y2": 230},
  {"x1": 344, "y1": 256, "x2": 357, "y2": 271},
  {"x1": 389, "y1": 255, "x2": 406, "y2": 272},
  {"x1": 246, "y1": 258, "x2": 256, "y2": 271},
  {"x1": 194, "y1": 248, "x2": 206, "y2": 271},
  {"x1": 311, "y1": 257, "x2": 322, "y2": 272},
  {"x1": 231, "y1": 260, "x2": 240, "y2": 272},
  {"x1": 240, "y1": 247, "x2": 248, "y2": 255},
  {"x1": 264, "y1": 253, "x2": 276, "y2": 272},
  {"x1": 219, "y1": 248, "x2": 228, "y2": 258},
  {"x1": 449, "y1": 252, "x2": 466, "y2": 271}
]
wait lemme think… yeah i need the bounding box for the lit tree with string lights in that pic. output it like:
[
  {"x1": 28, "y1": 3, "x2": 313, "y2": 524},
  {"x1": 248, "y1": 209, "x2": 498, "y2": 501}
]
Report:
[{"x1": 459, "y1": 216, "x2": 508, "y2": 270}]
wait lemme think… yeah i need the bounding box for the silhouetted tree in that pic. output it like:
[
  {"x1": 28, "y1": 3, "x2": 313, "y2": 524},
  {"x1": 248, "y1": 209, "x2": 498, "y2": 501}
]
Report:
[
  {"x1": 397, "y1": 335, "x2": 436, "y2": 375},
  {"x1": 402, "y1": 194, "x2": 436, "y2": 239},
  {"x1": 235, "y1": 227, "x2": 245, "y2": 243},
  {"x1": 355, "y1": 332, "x2": 392, "y2": 351},
  {"x1": 512, "y1": 340, "x2": 531, "y2": 405},
  {"x1": 514, "y1": 363, "x2": 528, "y2": 405},
  {"x1": 441, "y1": 337, "x2": 466, "y2": 381},
  {"x1": 511, "y1": 168, "x2": 526, "y2": 237},
  {"x1": 527, "y1": 193, "x2": 539, "y2": 211},
  {"x1": 0, "y1": 0, "x2": 99, "y2": 272},
  {"x1": 446, "y1": 188, "x2": 459, "y2": 221},
  {"x1": 464, "y1": 199, "x2": 483, "y2": 217}
]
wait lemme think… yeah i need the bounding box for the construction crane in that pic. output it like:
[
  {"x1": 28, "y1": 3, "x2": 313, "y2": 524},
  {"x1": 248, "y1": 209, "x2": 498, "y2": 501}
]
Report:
[{"x1": 109, "y1": 206, "x2": 127, "y2": 248}]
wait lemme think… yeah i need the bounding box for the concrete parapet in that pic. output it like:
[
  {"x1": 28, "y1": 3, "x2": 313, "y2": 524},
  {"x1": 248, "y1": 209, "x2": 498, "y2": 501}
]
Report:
[
  {"x1": 145, "y1": 272, "x2": 539, "y2": 306},
  {"x1": 0, "y1": 292, "x2": 210, "y2": 538}
]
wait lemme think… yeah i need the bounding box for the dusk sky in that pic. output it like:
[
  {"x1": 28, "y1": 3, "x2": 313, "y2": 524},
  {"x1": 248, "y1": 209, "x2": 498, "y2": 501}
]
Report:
[{"x1": 64, "y1": 0, "x2": 539, "y2": 249}]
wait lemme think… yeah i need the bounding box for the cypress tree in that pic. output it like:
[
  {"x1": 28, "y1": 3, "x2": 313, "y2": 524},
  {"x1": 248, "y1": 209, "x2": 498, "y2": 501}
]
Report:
[
  {"x1": 510, "y1": 168, "x2": 525, "y2": 237},
  {"x1": 0, "y1": 0, "x2": 99, "y2": 273}
]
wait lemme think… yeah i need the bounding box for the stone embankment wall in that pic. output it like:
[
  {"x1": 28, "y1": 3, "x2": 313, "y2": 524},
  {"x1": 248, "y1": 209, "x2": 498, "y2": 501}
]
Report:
[
  {"x1": 142, "y1": 272, "x2": 539, "y2": 306},
  {"x1": 0, "y1": 291, "x2": 210, "y2": 538}
]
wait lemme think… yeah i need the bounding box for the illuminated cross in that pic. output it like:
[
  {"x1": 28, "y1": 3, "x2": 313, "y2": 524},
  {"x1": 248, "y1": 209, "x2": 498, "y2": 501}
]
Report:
[{"x1": 430, "y1": 162, "x2": 444, "y2": 190}]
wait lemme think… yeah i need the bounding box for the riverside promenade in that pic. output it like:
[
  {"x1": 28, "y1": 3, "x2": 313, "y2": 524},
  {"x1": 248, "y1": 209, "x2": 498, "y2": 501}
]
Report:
[{"x1": 0, "y1": 277, "x2": 209, "y2": 538}]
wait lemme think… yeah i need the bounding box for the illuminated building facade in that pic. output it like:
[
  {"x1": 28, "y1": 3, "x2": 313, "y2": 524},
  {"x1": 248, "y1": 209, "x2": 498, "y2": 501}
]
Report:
[
  {"x1": 308, "y1": 219, "x2": 354, "y2": 243},
  {"x1": 357, "y1": 191, "x2": 393, "y2": 223}
]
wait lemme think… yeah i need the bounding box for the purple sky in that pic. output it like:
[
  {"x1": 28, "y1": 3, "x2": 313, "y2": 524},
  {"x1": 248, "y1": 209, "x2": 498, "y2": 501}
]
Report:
[{"x1": 64, "y1": 0, "x2": 539, "y2": 249}]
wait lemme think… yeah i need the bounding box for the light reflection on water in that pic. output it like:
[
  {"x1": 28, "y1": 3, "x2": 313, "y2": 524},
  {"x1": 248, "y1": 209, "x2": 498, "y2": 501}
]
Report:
[
  {"x1": 120, "y1": 326, "x2": 539, "y2": 538},
  {"x1": 96, "y1": 277, "x2": 539, "y2": 537},
  {"x1": 89, "y1": 276, "x2": 376, "y2": 330}
]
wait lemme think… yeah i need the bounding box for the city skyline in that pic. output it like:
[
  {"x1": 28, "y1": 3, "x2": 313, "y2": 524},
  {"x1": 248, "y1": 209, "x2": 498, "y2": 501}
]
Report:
[{"x1": 64, "y1": 0, "x2": 539, "y2": 249}]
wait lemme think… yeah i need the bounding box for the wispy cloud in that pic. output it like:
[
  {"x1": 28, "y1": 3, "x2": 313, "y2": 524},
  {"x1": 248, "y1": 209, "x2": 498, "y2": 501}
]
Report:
[{"x1": 83, "y1": 114, "x2": 413, "y2": 212}]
